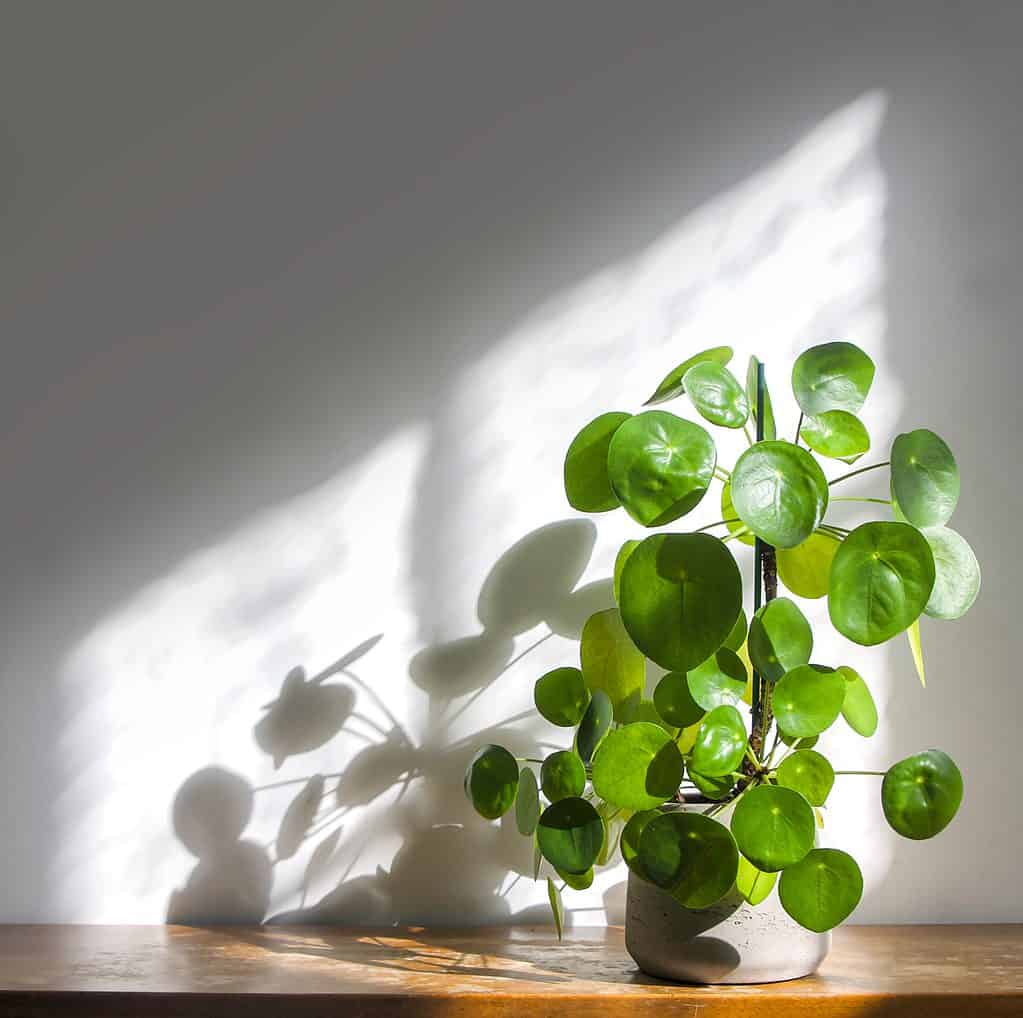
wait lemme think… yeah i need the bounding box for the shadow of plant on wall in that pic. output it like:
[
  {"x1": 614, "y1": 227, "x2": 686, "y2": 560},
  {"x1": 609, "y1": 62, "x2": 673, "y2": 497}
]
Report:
[{"x1": 167, "y1": 519, "x2": 618, "y2": 927}]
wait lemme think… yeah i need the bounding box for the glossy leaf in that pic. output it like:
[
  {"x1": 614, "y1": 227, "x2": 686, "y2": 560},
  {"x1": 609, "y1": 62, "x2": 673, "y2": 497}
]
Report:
[
  {"x1": 580, "y1": 609, "x2": 644, "y2": 721},
  {"x1": 596, "y1": 800, "x2": 622, "y2": 866},
  {"x1": 736, "y1": 854, "x2": 777, "y2": 906},
  {"x1": 557, "y1": 866, "x2": 594, "y2": 890},
  {"x1": 776, "y1": 750, "x2": 835, "y2": 806},
  {"x1": 730, "y1": 784, "x2": 815, "y2": 872},
  {"x1": 687, "y1": 648, "x2": 748, "y2": 710},
  {"x1": 690, "y1": 704, "x2": 747, "y2": 777},
  {"x1": 464, "y1": 745, "x2": 519, "y2": 820},
  {"x1": 723, "y1": 608, "x2": 748, "y2": 652},
  {"x1": 547, "y1": 878, "x2": 564, "y2": 939},
  {"x1": 621, "y1": 697, "x2": 672, "y2": 731},
  {"x1": 592, "y1": 723, "x2": 684, "y2": 811},
  {"x1": 777, "y1": 531, "x2": 840, "y2": 599},
  {"x1": 682, "y1": 361, "x2": 749, "y2": 429},
  {"x1": 746, "y1": 355, "x2": 776, "y2": 440},
  {"x1": 688, "y1": 769, "x2": 735, "y2": 800},
  {"x1": 838, "y1": 665, "x2": 878, "y2": 737},
  {"x1": 721, "y1": 481, "x2": 755, "y2": 546},
  {"x1": 563, "y1": 412, "x2": 631, "y2": 512},
  {"x1": 534, "y1": 667, "x2": 589, "y2": 727},
  {"x1": 653, "y1": 671, "x2": 705, "y2": 729},
  {"x1": 541, "y1": 750, "x2": 586, "y2": 803},
  {"x1": 828, "y1": 522, "x2": 935, "y2": 645},
  {"x1": 607, "y1": 411, "x2": 716, "y2": 526},
  {"x1": 619, "y1": 533, "x2": 743, "y2": 672},
  {"x1": 773, "y1": 664, "x2": 846, "y2": 738},
  {"x1": 729, "y1": 442, "x2": 829, "y2": 549},
  {"x1": 890, "y1": 429, "x2": 960, "y2": 528},
  {"x1": 613, "y1": 539, "x2": 640, "y2": 603},
  {"x1": 638, "y1": 811, "x2": 739, "y2": 908},
  {"x1": 575, "y1": 689, "x2": 613, "y2": 764},
  {"x1": 799, "y1": 410, "x2": 870, "y2": 463},
  {"x1": 621, "y1": 809, "x2": 659, "y2": 879},
  {"x1": 536, "y1": 797, "x2": 604, "y2": 874},
  {"x1": 644, "y1": 345, "x2": 733, "y2": 405},
  {"x1": 779, "y1": 848, "x2": 863, "y2": 932},
  {"x1": 748, "y1": 597, "x2": 813, "y2": 683},
  {"x1": 882, "y1": 749, "x2": 963, "y2": 840},
  {"x1": 907, "y1": 618, "x2": 926, "y2": 688},
  {"x1": 922, "y1": 526, "x2": 981, "y2": 620},
  {"x1": 515, "y1": 768, "x2": 540, "y2": 836},
  {"x1": 791, "y1": 341, "x2": 875, "y2": 416}
]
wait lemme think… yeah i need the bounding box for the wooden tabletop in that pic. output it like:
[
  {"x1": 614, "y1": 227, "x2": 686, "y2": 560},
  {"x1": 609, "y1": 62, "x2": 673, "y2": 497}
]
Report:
[{"x1": 0, "y1": 924, "x2": 1019, "y2": 1017}]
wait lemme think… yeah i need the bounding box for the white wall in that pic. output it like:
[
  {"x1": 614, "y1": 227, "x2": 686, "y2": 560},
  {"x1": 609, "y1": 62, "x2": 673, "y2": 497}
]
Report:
[{"x1": 0, "y1": 1, "x2": 1019, "y2": 926}]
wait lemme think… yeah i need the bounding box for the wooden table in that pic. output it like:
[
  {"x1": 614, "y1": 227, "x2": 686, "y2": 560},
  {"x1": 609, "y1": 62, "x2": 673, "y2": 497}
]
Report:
[{"x1": 0, "y1": 924, "x2": 1019, "y2": 1016}]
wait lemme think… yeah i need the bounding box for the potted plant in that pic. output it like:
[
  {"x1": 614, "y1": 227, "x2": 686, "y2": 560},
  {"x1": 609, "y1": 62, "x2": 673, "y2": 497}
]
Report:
[{"x1": 463, "y1": 342, "x2": 978, "y2": 983}]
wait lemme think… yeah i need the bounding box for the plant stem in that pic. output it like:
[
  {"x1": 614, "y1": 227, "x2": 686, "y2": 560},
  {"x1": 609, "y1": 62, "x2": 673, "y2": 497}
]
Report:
[
  {"x1": 794, "y1": 412, "x2": 804, "y2": 444},
  {"x1": 830, "y1": 496, "x2": 891, "y2": 505},
  {"x1": 715, "y1": 465, "x2": 732, "y2": 480},
  {"x1": 828, "y1": 460, "x2": 890, "y2": 486},
  {"x1": 742, "y1": 422, "x2": 754, "y2": 446},
  {"x1": 834, "y1": 770, "x2": 886, "y2": 776},
  {"x1": 694, "y1": 518, "x2": 740, "y2": 533}
]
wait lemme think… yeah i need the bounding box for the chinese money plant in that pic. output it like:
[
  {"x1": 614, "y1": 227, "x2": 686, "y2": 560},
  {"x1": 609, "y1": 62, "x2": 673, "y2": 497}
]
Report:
[{"x1": 464, "y1": 342, "x2": 977, "y2": 935}]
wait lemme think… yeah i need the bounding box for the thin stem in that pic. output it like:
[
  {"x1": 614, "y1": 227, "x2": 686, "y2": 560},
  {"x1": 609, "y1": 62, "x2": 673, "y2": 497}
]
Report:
[
  {"x1": 722, "y1": 528, "x2": 751, "y2": 543},
  {"x1": 794, "y1": 412, "x2": 804, "y2": 444},
  {"x1": 819, "y1": 523, "x2": 851, "y2": 535},
  {"x1": 828, "y1": 460, "x2": 890, "y2": 486},
  {"x1": 714, "y1": 465, "x2": 732, "y2": 480},
  {"x1": 742, "y1": 422, "x2": 754, "y2": 446},
  {"x1": 694, "y1": 518, "x2": 740, "y2": 533},
  {"x1": 834, "y1": 770, "x2": 886, "y2": 776},
  {"x1": 516, "y1": 757, "x2": 544, "y2": 765},
  {"x1": 831, "y1": 496, "x2": 891, "y2": 505}
]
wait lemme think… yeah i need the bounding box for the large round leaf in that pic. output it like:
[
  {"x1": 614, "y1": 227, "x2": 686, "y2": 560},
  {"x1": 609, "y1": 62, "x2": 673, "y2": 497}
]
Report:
[
  {"x1": 746, "y1": 355, "x2": 776, "y2": 440},
  {"x1": 621, "y1": 809, "x2": 659, "y2": 879},
  {"x1": 644, "y1": 345, "x2": 733, "y2": 405},
  {"x1": 730, "y1": 784, "x2": 815, "y2": 872},
  {"x1": 464, "y1": 744, "x2": 519, "y2": 819},
  {"x1": 736, "y1": 854, "x2": 777, "y2": 906},
  {"x1": 799, "y1": 410, "x2": 869, "y2": 464},
  {"x1": 563, "y1": 412, "x2": 631, "y2": 512},
  {"x1": 638, "y1": 811, "x2": 739, "y2": 908},
  {"x1": 580, "y1": 609, "x2": 644, "y2": 721},
  {"x1": 607, "y1": 411, "x2": 716, "y2": 526},
  {"x1": 515, "y1": 767, "x2": 540, "y2": 836},
  {"x1": 690, "y1": 704, "x2": 747, "y2": 777},
  {"x1": 773, "y1": 664, "x2": 845, "y2": 738},
  {"x1": 541, "y1": 750, "x2": 586, "y2": 802},
  {"x1": 537, "y1": 797, "x2": 604, "y2": 874},
  {"x1": 653, "y1": 671, "x2": 705, "y2": 729},
  {"x1": 882, "y1": 749, "x2": 963, "y2": 840},
  {"x1": 575, "y1": 689, "x2": 613, "y2": 764},
  {"x1": 619, "y1": 533, "x2": 742, "y2": 671},
  {"x1": 534, "y1": 667, "x2": 589, "y2": 727},
  {"x1": 591, "y1": 723, "x2": 684, "y2": 812},
  {"x1": 687, "y1": 648, "x2": 748, "y2": 709},
  {"x1": 828, "y1": 522, "x2": 935, "y2": 645},
  {"x1": 890, "y1": 429, "x2": 959, "y2": 528},
  {"x1": 682, "y1": 362, "x2": 749, "y2": 429},
  {"x1": 922, "y1": 526, "x2": 981, "y2": 620},
  {"x1": 838, "y1": 665, "x2": 877, "y2": 737},
  {"x1": 779, "y1": 848, "x2": 863, "y2": 932},
  {"x1": 777, "y1": 531, "x2": 840, "y2": 599},
  {"x1": 612, "y1": 539, "x2": 640, "y2": 603},
  {"x1": 688, "y1": 769, "x2": 735, "y2": 800},
  {"x1": 721, "y1": 481, "x2": 754, "y2": 546},
  {"x1": 775, "y1": 749, "x2": 834, "y2": 806},
  {"x1": 791, "y1": 341, "x2": 875, "y2": 416},
  {"x1": 747, "y1": 597, "x2": 813, "y2": 683},
  {"x1": 729, "y1": 442, "x2": 829, "y2": 549}
]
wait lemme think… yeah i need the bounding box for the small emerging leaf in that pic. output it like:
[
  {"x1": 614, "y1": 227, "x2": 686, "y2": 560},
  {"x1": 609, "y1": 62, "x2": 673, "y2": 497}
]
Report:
[{"x1": 644, "y1": 346, "x2": 733, "y2": 405}]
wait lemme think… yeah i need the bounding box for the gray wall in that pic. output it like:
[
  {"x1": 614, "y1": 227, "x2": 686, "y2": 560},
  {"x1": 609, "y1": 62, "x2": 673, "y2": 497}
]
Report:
[{"x1": 0, "y1": 1, "x2": 1018, "y2": 924}]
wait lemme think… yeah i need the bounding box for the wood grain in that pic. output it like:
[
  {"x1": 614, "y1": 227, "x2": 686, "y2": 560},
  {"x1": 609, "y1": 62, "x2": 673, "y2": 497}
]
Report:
[{"x1": 0, "y1": 924, "x2": 1019, "y2": 1017}]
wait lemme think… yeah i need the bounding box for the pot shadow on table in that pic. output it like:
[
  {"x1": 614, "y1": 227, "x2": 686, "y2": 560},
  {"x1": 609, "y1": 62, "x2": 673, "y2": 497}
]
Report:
[{"x1": 167, "y1": 519, "x2": 634, "y2": 982}]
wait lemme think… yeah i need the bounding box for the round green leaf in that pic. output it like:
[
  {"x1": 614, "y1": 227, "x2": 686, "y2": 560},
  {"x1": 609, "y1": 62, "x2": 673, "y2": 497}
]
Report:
[
  {"x1": 721, "y1": 481, "x2": 754, "y2": 546},
  {"x1": 621, "y1": 809, "x2": 659, "y2": 879},
  {"x1": 682, "y1": 361, "x2": 749, "y2": 429},
  {"x1": 653, "y1": 671, "x2": 705, "y2": 728},
  {"x1": 828, "y1": 521, "x2": 936, "y2": 645},
  {"x1": 687, "y1": 648, "x2": 748, "y2": 710},
  {"x1": 746, "y1": 355, "x2": 776, "y2": 440},
  {"x1": 644, "y1": 345, "x2": 733, "y2": 405},
  {"x1": 580, "y1": 609, "x2": 644, "y2": 721},
  {"x1": 619, "y1": 533, "x2": 743, "y2": 672},
  {"x1": 563, "y1": 412, "x2": 631, "y2": 512},
  {"x1": 534, "y1": 667, "x2": 590, "y2": 727},
  {"x1": 781, "y1": 732, "x2": 819, "y2": 750},
  {"x1": 775, "y1": 750, "x2": 835, "y2": 806},
  {"x1": 464, "y1": 744, "x2": 519, "y2": 820},
  {"x1": 515, "y1": 767, "x2": 540, "y2": 836},
  {"x1": 799, "y1": 410, "x2": 870, "y2": 463},
  {"x1": 690, "y1": 704, "x2": 747, "y2": 777},
  {"x1": 838, "y1": 665, "x2": 877, "y2": 737},
  {"x1": 736, "y1": 854, "x2": 777, "y2": 906},
  {"x1": 922, "y1": 526, "x2": 981, "y2": 620},
  {"x1": 575, "y1": 689, "x2": 613, "y2": 764},
  {"x1": 730, "y1": 784, "x2": 815, "y2": 872},
  {"x1": 773, "y1": 664, "x2": 846, "y2": 738},
  {"x1": 591, "y1": 722, "x2": 684, "y2": 811},
  {"x1": 688, "y1": 769, "x2": 735, "y2": 800},
  {"x1": 729, "y1": 442, "x2": 829, "y2": 549},
  {"x1": 779, "y1": 848, "x2": 863, "y2": 932},
  {"x1": 541, "y1": 750, "x2": 586, "y2": 802},
  {"x1": 613, "y1": 539, "x2": 640, "y2": 603},
  {"x1": 536, "y1": 797, "x2": 604, "y2": 874},
  {"x1": 747, "y1": 597, "x2": 813, "y2": 684},
  {"x1": 638, "y1": 811, "x2": 739, "y2": 908},
  {"x1": 890, "y1": 429, "x2": 960, "y2": 528},
  {"x1": 621, "y1": 697, "x2": 672, "y2": 731},
  {"x1": 723, "y1": 607, "x2": 748, "y2": 652},
  {"x1": 557, "y1": 865, "x2": 594, "y2": 890},
  {"x1": 882, "y1": 749, "x2": 963, "y2": 840},
  {"x1": 791, "y1": 341, "x2": 875, "y2": 416},
  {"x1": 607, "y1": 411, "x2": 716, "y2": 526},
  {"x1": 777, "y1": 531, "x2": 840, "y2": 599}
]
